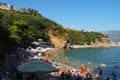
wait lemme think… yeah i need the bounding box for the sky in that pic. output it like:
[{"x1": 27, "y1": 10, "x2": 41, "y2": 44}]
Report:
[{"x1": 0, "y1": 0, "x2": 120, "y2": 31}]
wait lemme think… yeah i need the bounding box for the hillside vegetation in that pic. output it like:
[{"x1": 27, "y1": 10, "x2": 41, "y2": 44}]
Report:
[{"x1": 0, "y1": 8, "x2": 110, "y2": 53}]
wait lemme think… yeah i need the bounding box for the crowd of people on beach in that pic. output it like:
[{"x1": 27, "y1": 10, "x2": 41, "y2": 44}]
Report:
[{"x1": 1, "y1": 47, "x2": 116, "y2": 80}]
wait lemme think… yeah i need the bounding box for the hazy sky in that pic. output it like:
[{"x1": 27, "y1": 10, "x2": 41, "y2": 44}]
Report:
[{"x1": 1, "y1": 0, "x2": 120, "y2": 31}]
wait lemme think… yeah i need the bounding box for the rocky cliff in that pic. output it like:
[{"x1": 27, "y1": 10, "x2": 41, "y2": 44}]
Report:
[{"x1": 48, "y1": 30, "x2": 67, "y2": 48}]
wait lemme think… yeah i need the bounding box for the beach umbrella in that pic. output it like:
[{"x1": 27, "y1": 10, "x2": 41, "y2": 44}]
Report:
[
  {"x1": 31, "y1": 41, "x2": 40, "y2": 45},
  {"x1": 18, "y1": 59, "x2": 58, "y2": 73}
]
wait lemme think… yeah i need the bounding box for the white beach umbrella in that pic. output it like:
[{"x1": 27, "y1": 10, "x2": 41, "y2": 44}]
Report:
[
  {"x1": 33, "y1": 55, "x2": 39, "y2": 59},
  {"x1": 18, "y1": 59, "x2": 58, "y2": 73},
  {"x1": 31, "y1": 41, "x2": 40, "y2": 45}
]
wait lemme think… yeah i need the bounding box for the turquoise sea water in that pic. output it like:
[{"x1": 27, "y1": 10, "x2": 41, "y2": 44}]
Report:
[{"x1": 59, "y1": 47, "x2": 120, "y2": 69}]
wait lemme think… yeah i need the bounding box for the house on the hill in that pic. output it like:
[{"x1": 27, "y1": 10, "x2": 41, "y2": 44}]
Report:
[{"x1": 0, "y1": 2, "x2": 13, "y2": 10}]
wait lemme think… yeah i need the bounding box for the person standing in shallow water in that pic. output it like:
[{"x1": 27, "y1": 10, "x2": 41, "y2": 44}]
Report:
[
  {"x1": 98, "y1": 68, "x2": 102, "y2": 76},
  {"x1": 112, "y1": 72, "x2": 117, "y2": 80}
]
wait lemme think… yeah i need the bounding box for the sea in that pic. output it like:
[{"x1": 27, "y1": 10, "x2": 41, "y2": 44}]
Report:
[{"x1": 57, "y1": 46, "x2": 120, "y2": 69}]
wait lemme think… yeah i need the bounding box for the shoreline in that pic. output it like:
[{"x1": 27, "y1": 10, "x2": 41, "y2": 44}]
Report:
[
  {"x1": 44, "y1": 48, "x2": 100, "y2": 69},
  {"x1": 69, "y1": 44, "x2": 120, "y2": 49},
  {"x1": 43, "y1": 48, "x2": 120, "y2": 79},
  {"x1": 43, "y1": 48, "x2": 97, "y2": 78},
  {"x1": 3, "y1": 47, "x2": 119, "y2": 80}
]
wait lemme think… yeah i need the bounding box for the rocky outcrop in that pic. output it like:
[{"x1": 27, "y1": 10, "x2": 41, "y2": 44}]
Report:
[
  {"x1": 90, "y1": 37, "x2": 111, "y2": 47},
  {"x1": 48, "y1": 30, "x2": 67, "y2": 48},
  {"x1": 70, "y1": 37, "x2": 111, "y2": 48},
  {"x1": 48, "y1": 29, "x2": 111, "y2": 48}
]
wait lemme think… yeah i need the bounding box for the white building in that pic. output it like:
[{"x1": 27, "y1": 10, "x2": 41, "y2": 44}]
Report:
[{"x1": 0, "y1": 3, "x2": 13, "y2": 10}]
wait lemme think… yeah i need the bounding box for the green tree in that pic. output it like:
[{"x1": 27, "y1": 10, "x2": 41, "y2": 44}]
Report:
[{"x1": 8, "y1": 20, "x2": 28, "y2": 47}]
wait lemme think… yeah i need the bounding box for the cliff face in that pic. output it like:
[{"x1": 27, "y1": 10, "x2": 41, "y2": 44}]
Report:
[
  {"x1": 90, "y1": 37, "x2": 111, "y2": 47},
  {"x1": 48, "y1": 30, "x2": 111, "y2": 48},
  {"x1": 48, "y1": 30, "x2": 67, "y2": 48}
]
